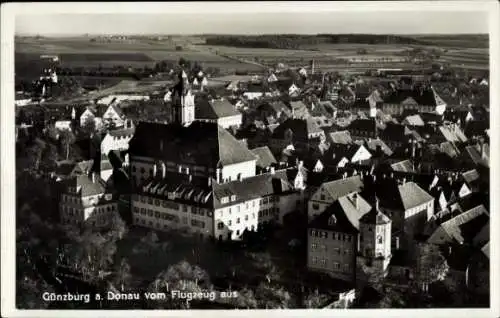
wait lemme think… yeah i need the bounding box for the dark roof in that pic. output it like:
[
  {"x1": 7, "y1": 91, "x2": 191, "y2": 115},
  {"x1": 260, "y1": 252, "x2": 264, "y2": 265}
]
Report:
[
  {"x1": 383, "y1": 87, "x2": 446, "y2": 107},
  {"x1": 196, "y1": 99, "x2": 240, "y2": 120},
  {"x1": 390, "y1": 160, "x2": 415, "y2": 173},
  {"x1": 464, "y1": 120, "x2": 489, "y2": 138},
  {"x1": 438, "y1": 205, "x2": 489, "y2": 244},
  {"x1": 308, "y1": 193, "x2": 371, "y2": 234},
  {"x1": 272, "y1": 118, "x2": 322, "y2": 141},
  {"x1": 251, "y1": 146, "x2": 277, "y2": 169},
  {"x1": 348, "y1": 119, "x2": 376, "y2": 132},
  {"x1": 129, "y1": 121, "x2": 256, "y2": 168},
  {"x1": 398, "y1": 182, "x2": 434, "y2": 210},
  {"x1": 359, "y1": 201, "x2": 391, "y2": 225}
]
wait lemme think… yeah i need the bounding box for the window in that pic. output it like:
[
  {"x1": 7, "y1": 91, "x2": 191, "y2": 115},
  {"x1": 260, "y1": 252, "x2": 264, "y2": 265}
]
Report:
[
  {"x1": 368, "y1": 227, "x2": 373, "y2": 232},
  {"x1": 252, "y1": 213, "x2": 255, "y2": 219},
  {"x1": 236, "y1": 230, "x2": 240, "y2": 236},
  {"x1": 132, "y1": 166, "x2": 136, "y2": 172},
  {"x1": 320, "y1": 194, "x2": 326, "y2": 200},
  {"x1": 320, "y1": 259, "x2": 327, "y2": 267},
  {"x1": 182, "y1": 205, "x2": 188, "y2": 212},
  {"x1": 148, "y1": 197, "x2": 153, "y2": 204},
  {"x1": 245, "y1": 215, "x2": 249, "y2": 221},
  {"x1": 313, "y1": 203, "x2": 319, "y2": 210},
  {"x1": 237, "y1": 206, "x2": 241, "y2": 213},
  {"x1": 217, "y1": 222, "x2": 223, "y2": 230},
  {"x1": 347, "y1": 235, "x2": 351, "y2": 242},
  {"x1": 237, "y1": 218, "x2": 240, "y2": 224},
  {"x1": 155, "y1": 211, "x2": 161, "y2": 218},
  {"x1": 337, "y1": 233, "x2": 341, "y2": 240},
  {"x1": 231, "y1": 195, "x2": 236, "y2": 202},
  {"x1": 311, "y1": 243, "x2": 318, "y2": 249},
  {"x1": 377, "y1": 236, "x2": 383, "y2": 244},
  {"x1": 334, "y1": 262, "x2": 340, "y2": 270},
  {"x1": 229, "y1": 207, "x2": 232, "y2": 214},
  {"x1": 148, "y1": 210, "x2": 153, "y2": 217},
  {"x1": 335, "y1": 248, "x2": 340, "y2": 255},
  {"x1": 228, "y1": 220, "x2": 232, "y2": 226},
  {"x1": 312, "y1": 257, "x2": 318, "y2": 264},
  {"x1": 155, "y1": 199, "x2": 160, "y2": 206}
]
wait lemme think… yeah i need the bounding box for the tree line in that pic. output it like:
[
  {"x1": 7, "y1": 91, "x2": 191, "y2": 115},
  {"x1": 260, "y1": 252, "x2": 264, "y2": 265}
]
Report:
[{"x1": 205, "y1": 34, "x2": 430, "y2": 49}]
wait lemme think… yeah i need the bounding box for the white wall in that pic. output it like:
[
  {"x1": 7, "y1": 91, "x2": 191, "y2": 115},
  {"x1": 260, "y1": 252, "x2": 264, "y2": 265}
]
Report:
[
  {"x1": 220, "y1": 160, "x2": 256, "y2": 183},
  {"x1": 101, "y1": 133, "x2": 133, "y2": 155}
]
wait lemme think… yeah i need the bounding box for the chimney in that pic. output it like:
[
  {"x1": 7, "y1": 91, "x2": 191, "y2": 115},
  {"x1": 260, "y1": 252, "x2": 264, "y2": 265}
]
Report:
[
  {"x1": 162, "y1": 162, "x2": 166, "y2": 179},
  {"x1": 91, "y1": 172, "x2": 96, "y2": 183},
  {"x1": 153, "y1": 164, "x2": 158, "y2": 177},
  {"x1": 189, "y1": 175, "x2": 192, "y2": 183},
  {"x1": 353, "y1": 193, "x2": 358, "y2": 209},
  {"x1": 395, "y1": 237, "x2": 400, "y2": 250}
]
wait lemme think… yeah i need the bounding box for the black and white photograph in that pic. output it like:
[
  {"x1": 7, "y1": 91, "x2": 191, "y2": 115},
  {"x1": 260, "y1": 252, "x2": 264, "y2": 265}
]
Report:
[{"x1": 1, "y1": 1, "x2": 499, "y2": 316}]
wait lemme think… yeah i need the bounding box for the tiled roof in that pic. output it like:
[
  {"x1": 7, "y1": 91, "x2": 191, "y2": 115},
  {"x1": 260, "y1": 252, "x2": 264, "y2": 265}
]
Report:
[
  {"x1": 308, "y1": 192, "x2": 371, "y2": 233},
  {"x1": 398, "y1": 182, "x2": 434, "y2": 210},
  {"x1": 196, "y1": 99, "x2": 240, "y2": 120},
  {"x1": 322, "y1": 176, "x2": 364, "y2": 202},
  {"x1": 328, "y1": 131, "x2": 353, "y2": 145},
  {"x1": 390, "y1": 160, "x2": 415, "y2": 173},
  {"x1": 63, "y1": 174, "x2": 107, "y2": 197},
  {"x1": 463, "y1": 145, "x2": 487, "y2": 166},
  {"x1": 212, "y1": 169, "x2": 294, "y2": 209},
  {"x1": 366, "y1": 139, "x2": 393, "y2": 156},
  {"x1": 403, "y1": 114, "x2": 425, "y2": 126},
  {"x1": 439, "y1": 205, "x2": 489, "y2": 244},
  {"x1": 129, "y1": 121, "x2": 256, "y2": 168},
  {"x1": 251, "y1": 146, "x2": 277, "y2": 169},
  {"x1": 109, "y1": 104, "x2": 126, "y2": 119},
  {"x1": 462, "y1": 169, "x2": 480, "y2": 185},
  {"x1": 439, "y1": 125, "x2": 468, "y2": 143},
  {"x1": 439, "y1": 141, "x2": 459, "y2": 158}
]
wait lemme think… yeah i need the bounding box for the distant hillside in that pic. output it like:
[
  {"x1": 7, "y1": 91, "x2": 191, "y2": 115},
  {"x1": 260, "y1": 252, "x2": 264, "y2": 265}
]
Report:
[{"x1": 204, "y1": 34, "x2": 430, "y2": 49}]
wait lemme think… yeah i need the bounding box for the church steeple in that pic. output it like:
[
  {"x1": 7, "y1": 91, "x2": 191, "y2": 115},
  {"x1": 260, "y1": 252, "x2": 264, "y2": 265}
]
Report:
[{"x1": 171, "y1": 68, "x2": 195, "y2": 126}]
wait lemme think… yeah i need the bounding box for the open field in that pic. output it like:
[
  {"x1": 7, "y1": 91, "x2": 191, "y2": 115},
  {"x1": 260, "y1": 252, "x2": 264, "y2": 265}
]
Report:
[{"x1": 15, "y1": 37, "x2": 263, "y2": 77}]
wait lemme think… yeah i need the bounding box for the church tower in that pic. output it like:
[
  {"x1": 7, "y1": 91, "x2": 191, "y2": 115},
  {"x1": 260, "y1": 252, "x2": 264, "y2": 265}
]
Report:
[
  {"x1": 171, "y1": 69, "x2": 195, "y2": 126},
  {"x1": 356, "y1": 196, "x2": 392, "y2": 283}
]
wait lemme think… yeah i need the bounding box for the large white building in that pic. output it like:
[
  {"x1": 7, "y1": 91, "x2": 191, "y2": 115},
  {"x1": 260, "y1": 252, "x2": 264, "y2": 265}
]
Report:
[
  {"x1": 131, "y1": 168, "x2": 303, "y2": 241},
  {"x1": 59, "y1": 173, "x2": 118, "y2": 228}
]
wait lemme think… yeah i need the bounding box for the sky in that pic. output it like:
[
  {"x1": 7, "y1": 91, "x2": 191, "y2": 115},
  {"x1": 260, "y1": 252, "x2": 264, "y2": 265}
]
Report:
[{"x1": 15, "y1": 10, "x2": 490, "y2": 36}]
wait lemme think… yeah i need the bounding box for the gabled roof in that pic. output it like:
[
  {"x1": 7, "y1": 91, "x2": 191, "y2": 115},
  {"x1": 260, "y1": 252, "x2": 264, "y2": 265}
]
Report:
[
  {"x1": 462, "y1": 169, "x2": 480, "y2": 185},
  {"x1": 251, "y1": 146, "x2": 277, "y2": 169},
  {"x1": 390, "y1": 160, "x2": 415, "y2": 173},
  {"x1": 359, "y1": 201, "x2": 391, "y2": 225},
  {"x1": 107, "y1": 104, "x2": 125, "y2": 119},
  {"x1": 321, "y1": 176, "x2": 364, "y2": 202},
  {"x1": 398, "y1": 182, "x2": 434, "y2": 210},
  {"x1": 403, "y1": 114, "x2": 425, "y2": 126},
  {"x1": 328, "y1": 131, "x2": 353, "y2": 145},
  {"x1": 309, "y1": 193, "x2": 371, "y2": 233},
  {"x1": 439, "y1": 125, "x2": 468, "y2": 143},
  {"x1": 366, "y1": 139, "x2": 393, "y2": 156},
  {"x1": 481, "y1": 242, "x2": 489, "y2": 259},
  {"x1": 463, "y1": 145, "x2": 488, "y2": 166},
  {"x1": 196, "y1": 99, "x2": 240, "y2": 120},
  {"x1": 438, "y1": 205, "x2": 489, "y2": 244},
  {"x1": 383, "y1": 87, "x2": 446, "y2": 107},
  {"x1": 63, "y1": 174, "x2": 107, "y2": 197},
  {"x1": 129, "y1": 121, "x2": 256, "y2": 167}
]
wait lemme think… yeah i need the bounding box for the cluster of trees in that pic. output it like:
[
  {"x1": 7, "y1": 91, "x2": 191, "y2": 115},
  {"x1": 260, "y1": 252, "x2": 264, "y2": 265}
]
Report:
[{"x1": 205, "y1": 34, "x2": 430, "y2": 49}]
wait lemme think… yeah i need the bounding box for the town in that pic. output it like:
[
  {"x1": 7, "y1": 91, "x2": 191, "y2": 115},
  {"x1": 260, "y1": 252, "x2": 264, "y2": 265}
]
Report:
[{"x1": 15, "y1": 33, "x2": 490, "y2": 309}]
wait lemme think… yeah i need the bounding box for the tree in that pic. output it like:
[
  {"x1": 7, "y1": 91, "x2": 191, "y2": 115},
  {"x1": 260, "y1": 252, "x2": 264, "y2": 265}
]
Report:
[
  {"x1": 255, "y1": 282, "x2": 293, "y2": 309},
  {"x1": 81, "y1": 116, "x2": 96, "y2": 136},
  {"x1": 109, "y1": 214, "x2": 127, "y2": 241},
  {"x1": 113, "y1": 258, "x2": 132, "y2": 292},
  {"x1": 25, "y1": 138, "x2": 46, "y2": 171},
  {"x1": 59, "y1": 130, "x2": 76, "y2": 160},
  {"x1": 227, "y1": 287, "x2": 258, "y2": 309},
  {"x1": 148, "y1": 261, "x2": 212, "y2": 309},
  {"x1": 415, "y1": 242, "x2": 449, "y2": 293}
]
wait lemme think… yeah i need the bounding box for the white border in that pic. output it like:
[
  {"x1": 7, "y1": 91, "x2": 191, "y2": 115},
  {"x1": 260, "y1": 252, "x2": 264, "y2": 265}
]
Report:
[{"x1": 2, "y1": 1, "x2": 499, "y2": 318}]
